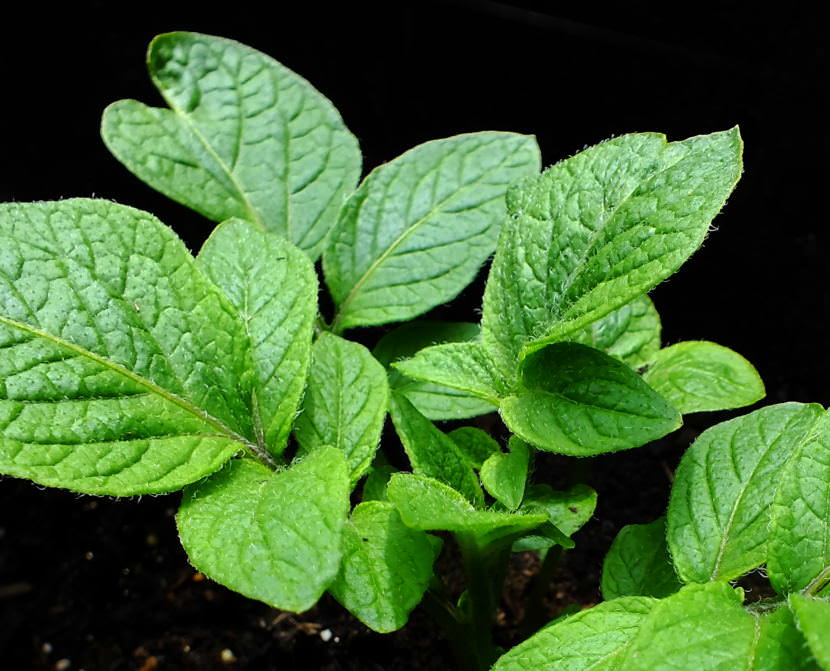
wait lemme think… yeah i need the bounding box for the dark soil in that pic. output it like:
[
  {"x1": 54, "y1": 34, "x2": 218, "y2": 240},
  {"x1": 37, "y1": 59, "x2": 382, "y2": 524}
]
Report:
[{"x1": 0, "y1": 412, "x2": 733, "y2": 671}]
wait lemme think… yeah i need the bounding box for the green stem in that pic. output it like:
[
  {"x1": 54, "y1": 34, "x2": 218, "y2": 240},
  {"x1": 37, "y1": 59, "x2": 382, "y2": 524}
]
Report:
[
  {"x1": 805, "y1": 565, "x2": 830, "y2": 597},
  {"x1": 519, "y1": 545, "x2": 564, "y2": 639}
]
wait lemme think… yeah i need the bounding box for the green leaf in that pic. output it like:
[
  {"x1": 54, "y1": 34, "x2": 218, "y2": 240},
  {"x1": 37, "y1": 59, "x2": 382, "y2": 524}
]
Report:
[
  {"x1": 177, "y1": 447, "x2": 350, "y2": 612},
  {"x1": 480, "y1": 129, "x2": 743, "y2": 371},
  {"x1": 789, "y1": 594, "x2": 830, "y2": 668},
  {"x1": 387, "y1": 473, "x2": 549, "y2": 548},
  {"x1": 293, "y1": 333, "x2": 388, "y2": 483},
  {"x1": 601, "y1": 517, "x2": 681, "y2": 600},
  {"x1": 667, "y1": 403, "x2": 822, "y2": 584},
  {"x1": 643, "y1": 341, "x2": 765, "y2": 414},
  {"x1": 102, "y1": 31, "x2": 361, "y2": 259},
  {"x1": 491, "y1": 596, "x2": 657, "y2": 671},
  {"x1": 0, "y1": 199, "x2": 254, "y2": 495},
  {"x1": 500, "y1": 342, "x2": 680, "y2": 455},
  {"x1": 388, "y1": 394, "x2": 483, "y2": 505},
  {"x1": 754, "y1": 604, "x2": 821, "y2": 671},
  {"x1": 619, "y1": 582, "x2": 757, "y2": 670},
  {"x1": 570, "y1": 295, "x2": 661, "y2": 367},
  {"x1": 329, "y1": 501, "x2": 441, "y2": 633},
  {"x1": 373, "y1": 321, "x2": 495, "y2": 420},
  {"x1": 393, "y1": 341, "x2": 508, "y2": 405},
  {"x1": 324, "y1": 133, "x2": 540, "y2": 331},
  {"x1": 447, "y1": 427, "x2": 500, "y2": 470},
  {"x1": 197, "y1": 219, "x2": 316, "y2": 456},
  {"x1": 480, "y1": 436, "x2": 530, "y2": 510},
  {"x1": 362, "y1": 462, "x2": 397, "y2": 502},
  {"x1": 512, "y1": 483, "x2": 597, "y2": 552},
  {"x1": 769, "y1": 410, "x2": 830, "y2": 594}
]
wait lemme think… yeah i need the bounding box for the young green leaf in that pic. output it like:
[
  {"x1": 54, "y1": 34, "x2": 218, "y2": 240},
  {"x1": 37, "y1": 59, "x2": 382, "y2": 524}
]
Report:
[
  {"x1": 512, "y1": 483, "x2": 597, "y2": 551},
  {"x1": 373, "y1": 321, "x2": 495, "y2": 420},
  {"x1": 388, "y1": 393, "x2": 483, "y2": 505},
  {"x1": 618, "y1": 583, "x2": 757, "y2": 670},
  {"x1": 480, "y1": 436, "x2": 531, "y2": 511},
  {"x1": 668, "y1": 403, "x2": 823, "y2": 584},
  {"x1": 387, "y1": 473, "x2": 551, "y2": 548},
  {"x1": 177, "y1": 447, "x2": 350, "y2": 613},
  {"x1": 324, "y1": 133, "x2": 541, "y2": 331},
  {"x1": 362, "y1": 462, "x2": 397, "y2": 502},
  {"x1": 755, "y1": 603, "x2": 822, "y2": 671},
  {"x1": 481, "y1": 129, "x2": 742, "y2": 370},
  {"x1": 0, "y1": 199, "x2": 254, "y2": 495},
  {"x1": 769, "y1": 410, "x2": 830, "y2": 594},
  {"x1": 569, "y1": 295, "x2": 661, "y2": 367},
  {"x1": 197, "y1": 219, "x2": 317, "y2": 456},
  {"x1": 789, "y1": 594, "x2": 830, "y2": 668},
  {"x1": 329, "y1": 501, "x2": 442, "y2": 633},
  {"x1": 491, "y1": 596, "x2": 657, "y2": 671},
  {"x1": 102, "y1": 32, "x2": 361, "y2": 259},
  {"x1": 293, "y1": 333, "x2": 388, "y2": 483},
  {"x1": 500, "y1": 342, "x2": 680, "y2": 455},
  {"x1": 447, "y1": 427, "x2": 500, "y2": 470},
  {"x1": 642, "y1": 341, "x2": 765, "y2": 414},
  {"x1": 601, "y1": 518, "x2": 681, "y2": 600}
]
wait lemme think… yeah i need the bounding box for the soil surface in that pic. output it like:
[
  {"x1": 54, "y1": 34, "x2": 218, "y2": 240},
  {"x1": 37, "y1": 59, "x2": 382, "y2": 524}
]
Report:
[{"x1": 0, "y1": 411, "x2": 738, "y2": 671}]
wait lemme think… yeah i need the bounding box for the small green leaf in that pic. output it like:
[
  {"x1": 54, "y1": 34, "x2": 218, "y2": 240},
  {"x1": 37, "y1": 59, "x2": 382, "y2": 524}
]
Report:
[
  {"x1": 480, "y1": 436, "x2": 530, "y2": 510},
  {"x1": 362, "y1": 461, "x2": 397, "y2": 502},
  {"x1": 387, "y1": 474, "x2": 549, "y2": 548},
  {"x1": 329, "y1": 501, "x2": 441, "y2": 633},
  {"x1": 373, "y1": 321, "x2": 495, "y2": 420},
  {"x1": 0, "y1": 200, "x2": 253, "y2": 495},
  {"x1": 388, "y1": 394, "x2": 483, "y2": 506},
  {"x1": 789, "y1": 594, "x2": 830, "y2": 668},
  {"x1": 197, "y1": 219, "x2": 317, "y2": 456},
  {"x1": 519, "y1": 483, "x2": 597, "y2": 538},
  {"x1": 325, "y1": 133, "x2": 540, "y2": 331},
  {"x1": 570, "y1": 295, "x2": 661, "y2": 367},
  {"x1": 769, "y1": 410, "x2": 830, "y2": 594},
  {"x1": 754, "y1": 604, "x2": 821, "y2": 671},
  {"x1": 102, "y1": 32, "x2": 361, "y2": 258},
  {"x1": 619, "y1": 582, "x2": 757, "y2": 670},
  {"x1": 500, "y1": 342, "x2": 680, "y2": 455},
  {"x1": 480, "y1": 129, "x2": 742, "y2": 371},
  {"x1": 177, "y1": 448, "x2": 350, "y2": 612},
  {"x1": 643, "y1": 341, "x2": 765, "y2": 414},
  {"x1": 601, "y1": 518, "x2": 681, "y2": 600},
  {"x1": 447, "y1": 427, "x2": 500, "y2": 470},
  {"x1": 491, "y1": 596, "x2": 657, "y2": 671},
  {"x1": 668, "y1": 403, "x2": 822, "y2": 584},
  {"x1": 393, "y1": 341, "x2": 508, "y2": 405},
  {"x1": 293, "y1": 333, "x2": 388, "y2": 484}
]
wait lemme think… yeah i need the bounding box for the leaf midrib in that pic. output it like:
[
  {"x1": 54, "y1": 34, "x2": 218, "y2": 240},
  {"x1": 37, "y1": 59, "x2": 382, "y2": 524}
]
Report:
[{"x1": 0, "y1": 314, "x2": 256, "y2": 452}]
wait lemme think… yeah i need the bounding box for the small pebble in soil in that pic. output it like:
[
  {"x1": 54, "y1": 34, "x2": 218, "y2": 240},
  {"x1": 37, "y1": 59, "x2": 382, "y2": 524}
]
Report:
[
  {"x1": 42, "y1": 642, "x2": 53, "y2": 654},
  {"x1": 146, "y1": 533, "x2": 158, "y2": 546},
  {"x1": 220, "y1": 649, "x2": 237, "y2": 664},
  {"x1": 84, "y1": 551, "x2": 93, "y2": 560},
  {"x1": 54, "y1": 659, "x2": 71, "y2": 671},
  {"x1": 319, "y1": 629, "x2": 333, "y2": 642}
]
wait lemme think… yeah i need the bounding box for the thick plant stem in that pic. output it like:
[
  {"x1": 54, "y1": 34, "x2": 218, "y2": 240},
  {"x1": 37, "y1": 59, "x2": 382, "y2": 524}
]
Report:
[{"x1": 519, "y1": 545, "x2": 564, "y2": 639}]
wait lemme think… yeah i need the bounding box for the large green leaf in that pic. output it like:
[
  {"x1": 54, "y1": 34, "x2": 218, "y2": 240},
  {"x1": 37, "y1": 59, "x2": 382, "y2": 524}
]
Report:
[
  {"x1": 293, "y1": 333, "x2": 388, "y2": 483},
  {"x1": 570, "y1": 295, "x2": 661, "y2": 367},
  {"x1": 387, "y1": 473, "x2": 550, "y2": 548},
  {"x1": 668, "y1": 403, "x2": 822, "y2": 584},
  {"x1": 769, "y1": 410, "x2": 830, "y2": 594},
  {"x1": 491, "y1": 596, "x2": 657, "y2": 671},
  {"x1": 373, "y1": 321, "x2": 495, "y2": 420},
  {"x1": 480, "y1": 129, "x2": 742, "y2": 371},
  {"x1": 177, "y1": 447, "x2": 350, "y2": 613},
  {"x1": 756, "y1": 603, "x2": 822, "y2": 671},
  {"x1": 480, "y1": 436, "x2": 530, "y2": 511},
  {"x1": 601, "y1": 518, "x2": 681, "y2": 600},
  {"x1": 500, "y1": 342, "x2": 680, "y2": 455},
  {"x1": 198, "y1": 219, "x2": 316, "y2": 456},
  {"x1": 325, "y1": 133, "x2": 540, "y2": 331},
  {"x1": 329, "y1": 501, "x2": 441, "y2": 633},
  {"x1": 0, "y1": 199, "x2": 254, "y2": 495},
  {"x1": 102, "y1": 32, "x2": 361, "y2": 259},
  {"x1": 643, "y1": 341, "x2": 764, "y2": 414},
  {"x1": 789, "y1": 594, "x2": 830, "y2": 668},
  {"x1": 388, "y1": 394, "x2": 483, "y2": 505}
]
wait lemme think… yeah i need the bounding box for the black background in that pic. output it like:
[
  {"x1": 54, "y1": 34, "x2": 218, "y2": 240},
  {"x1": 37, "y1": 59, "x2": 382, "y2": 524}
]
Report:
[{"x1": 1, "y1": 2, "x2": 828, "y2": 667}]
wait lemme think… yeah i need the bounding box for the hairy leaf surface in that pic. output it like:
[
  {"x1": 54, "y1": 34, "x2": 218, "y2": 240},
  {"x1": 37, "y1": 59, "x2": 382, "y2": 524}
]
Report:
[
  {"x1": 102, "y1": 31, "x2": 361, "y2": 258},
  {"x1": 513, "y1": 483, "x2": 597, "y2": 551},
  {"x1": 789, "y1": 594, "x2": 830, "y2": 668},
  {"x1": 668, "y1": 403, "x2": 822, "y2": 583},
  {"x1": 480, "y1": 436, "x2": 530, "y2": 510},
  {"x1": 0, "y1": 199, "x2": 253, "y2": 495},
  {"x1": 500, "y1": 342, "x2": 680, "y2": 455},
  {"x1": 754, "y1": 604, "x2": 821, "y2": 671},
  {"x1": 325, "y1": 133, "x2": 540, "y2": 330},
  {"x1": 294, "y1": 333, "x2": 388, "y2": 483},
  {"x1": 198, "y1": 219, "x2": 316, "y2": 455},
  {"x1": 447, "y1": 427, "x2": 500, "y2": 470},
  {"x1": 643, "y1": 341, "x2": 764, "y2": 414},
  {"x1": 177, "y1": 448, "x2": 350, "y2": 612}
]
